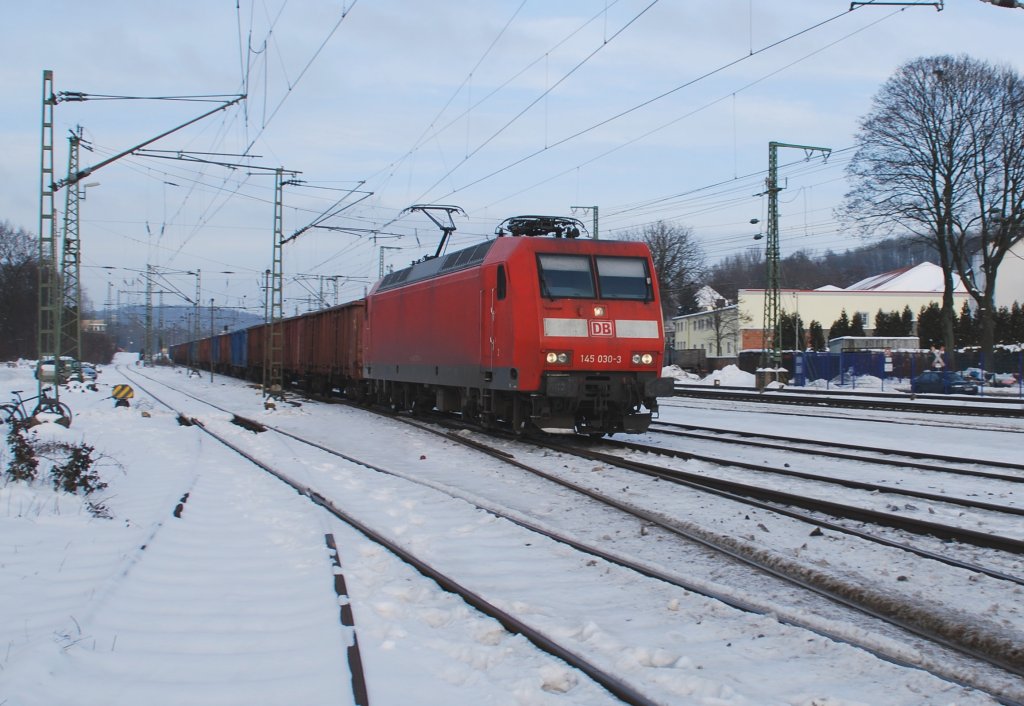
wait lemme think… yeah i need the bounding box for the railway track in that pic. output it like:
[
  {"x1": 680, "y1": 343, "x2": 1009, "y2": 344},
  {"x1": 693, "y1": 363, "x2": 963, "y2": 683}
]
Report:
[
  {"x1": 567, "y1": 446, "x2": 1024, "y2": 577},
  {"x1": 634, "y1": 421, "x2": 1024, "y2": 581},
  {"x1": 120, "y1": 369, "x2": 654, "y2": 706},
  {"x1": 672, "y1": 382, "x2": 1024, "y2": 418},
  {"x1": 120, "y1": 366, "x2": 1024, "y2": 704},
  {"x1": 649, "y1": 419, "x2": 1024, "y2": 479},
  {"x1": 606, "y1": 432, "x2": 1024, "y2": 552}
]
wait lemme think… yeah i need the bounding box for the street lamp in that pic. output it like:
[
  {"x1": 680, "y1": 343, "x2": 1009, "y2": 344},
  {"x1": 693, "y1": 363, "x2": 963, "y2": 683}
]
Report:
[
  {"x1": 750, "y1": 218, "x2": 764, "y2": 240},
  {"x1": 79, "y1": 181, "x2": 100, "y2": 198}
]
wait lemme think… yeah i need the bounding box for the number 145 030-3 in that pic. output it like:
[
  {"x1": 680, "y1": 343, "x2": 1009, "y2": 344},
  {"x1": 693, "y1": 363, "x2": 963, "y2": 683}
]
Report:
[{"x1": 580, "y1": 354, "x2": 622, "y2": 364}]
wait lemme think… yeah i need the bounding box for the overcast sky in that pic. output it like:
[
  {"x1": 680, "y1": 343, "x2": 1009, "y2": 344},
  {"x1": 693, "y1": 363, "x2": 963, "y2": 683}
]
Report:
[{"x1": 2, "y1": 0, "x2": 1022, "y2": 316}]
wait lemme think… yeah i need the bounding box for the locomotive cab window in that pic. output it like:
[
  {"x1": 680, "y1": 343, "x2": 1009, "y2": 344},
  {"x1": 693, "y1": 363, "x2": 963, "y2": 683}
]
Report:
[
  {"x1": 496, "y1": 264, "x2": 507, "y2": 300},
  {"x1": 537, "y1": 254, "x2": 595, "y2": 299},
  {"x1": 595, "y1": 256, "x2": 651, "y2": 300}
]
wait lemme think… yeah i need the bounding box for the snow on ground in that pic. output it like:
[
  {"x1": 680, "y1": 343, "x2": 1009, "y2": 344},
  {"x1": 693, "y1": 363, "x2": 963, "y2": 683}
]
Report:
[
  {"x1": 663, "y1": 364, "x2": 756, "y2": 387},
  {"x1": 663, "y1": 363, "x2": 1024, "y2": 396},
  {"x1": 0, "y1": 354, "x2": 1016, "y2": 705}
]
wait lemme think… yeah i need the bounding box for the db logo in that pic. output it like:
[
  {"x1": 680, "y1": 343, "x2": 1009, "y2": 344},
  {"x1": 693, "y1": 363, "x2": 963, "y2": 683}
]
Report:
[{"x1": 589, "y1": 320, "x2": 614, "y2": 337}]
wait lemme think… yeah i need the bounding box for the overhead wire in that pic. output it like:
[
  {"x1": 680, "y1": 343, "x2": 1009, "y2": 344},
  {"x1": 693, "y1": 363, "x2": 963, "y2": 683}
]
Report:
[
  {"x1": 164, "y1": 0, "x2": 358, "y2": 256},
  {"x1": 360, "y1": 0, "x2": 536, "y2": 219},
  {"x1": 480, "y1": 4, "x2": 890, "y2": 214},
  {"x1": 372, "y1": 0, "x2": 632, "y2": 234},
  {"x1": 393, "y1": 0, "x2": 528, "y2": 169},
  {"x1": 368, "y1": 0, "x2": 622, "y2": 197},
  {"x1": 439, "y1": 3, "x2": 891, "y2": 206},
  {"x1": 262, "y1": 2, "x2": 891, "y2": 279},
  {"x1": 412, "y1": 0, "x2": 662, "y2": 204}
]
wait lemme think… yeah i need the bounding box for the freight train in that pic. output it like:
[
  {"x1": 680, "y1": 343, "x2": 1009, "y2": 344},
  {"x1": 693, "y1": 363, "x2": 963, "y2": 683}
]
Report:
[{"x1": 169, "y1": 215, "x2": 674, "y2": 435}]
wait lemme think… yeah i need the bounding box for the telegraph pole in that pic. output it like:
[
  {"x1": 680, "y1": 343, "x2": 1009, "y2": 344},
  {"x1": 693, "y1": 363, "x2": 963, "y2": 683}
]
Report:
[
  {"x1": 37, "y1": 71, "x2": 59, "y2": 401},
  {"x1": 192, "y1": 270, "x2": 201, "y2": 371},
  {"x1": 265, "y1": 167, "x2": 301, "y2": 400},
  {"x1": 760, "y1": 141, "x2": 830, "y2": 371},
  {"x1": 144, "y1": 263, "x2": 153, "y2": 365},
  {"x1": 59, "y1": 127, "x2": 84, "y2": 378},
  {"x1": 59, "y1": 128, "x2": 98, "y2": 380}
]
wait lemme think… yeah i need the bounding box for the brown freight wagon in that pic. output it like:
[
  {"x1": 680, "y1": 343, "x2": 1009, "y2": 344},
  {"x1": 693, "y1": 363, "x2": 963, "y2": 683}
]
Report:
[
  {"x1": 196, "y1": 337, "x2": 213, "y2": 370},
  {"x1": 241, "y1": 300, "x2": 365, "y2": 395},
  {"x1": 279, "y1": 300, "x2": 365, "y2": 395}
]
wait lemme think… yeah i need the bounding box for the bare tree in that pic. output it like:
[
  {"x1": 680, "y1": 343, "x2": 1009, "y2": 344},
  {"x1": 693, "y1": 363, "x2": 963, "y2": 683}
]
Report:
[
  {"x1": 843, "y1": 55, "x2": 1024, "y2": 365},
  {"x1": 623, "y1": 221, "x2": 707, "y2": 319},
  {"x1": 953, "y1": 63, "x2": 1024, "y2": 361},
  {"x1": 709, "y1": 305, "x2": 747, "y2": 357},
  {"x1": 0, "y1": 221, "x2": 38, "y2": 360}
]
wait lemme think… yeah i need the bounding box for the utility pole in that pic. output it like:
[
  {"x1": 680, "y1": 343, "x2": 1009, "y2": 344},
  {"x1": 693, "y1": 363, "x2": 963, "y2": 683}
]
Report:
[
  {"x1": 60, "y1": 127, "x2": 83, "y2": 378},
  {"x1": 105, "y1": 281, "x2": 113, "y2": 332},
  {"x1": 59, "y1": 128, "x2": 98, "y2": 379},
  {"x1": 571, "y1": 205, "x2": 599, "y2": 239},
  {"x1": 144, "y1": 263, "x2": 153, "y2": 366},
  {"x1": 760, "y1": 141, "x2": 830, "y2": 371},
  {"x1": 209, "y1": 298, "x2": 215, "y2": 382},
  {"x1": 192, "y1": 270, "x2": 201, "y2": 371},
  {"x1": 37, "y1": 70, "x2": 59, "y2": 402},
  {"x1": 265, "y1": 167, "x2": 301, "y2": 399},
  {"x1": 379, "y1": 246, "x2": 400, "y2": 278}
]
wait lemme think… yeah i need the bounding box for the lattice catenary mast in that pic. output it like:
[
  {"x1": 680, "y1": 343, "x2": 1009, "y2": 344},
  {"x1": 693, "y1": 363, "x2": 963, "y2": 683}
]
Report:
[{"x1": 760, "y1": 141, "x2": 830, "y2": 371}]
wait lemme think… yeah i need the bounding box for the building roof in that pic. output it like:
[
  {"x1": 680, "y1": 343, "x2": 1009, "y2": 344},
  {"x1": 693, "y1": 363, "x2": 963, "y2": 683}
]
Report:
[
  {"x1": 695, "y1": 285, "x2": 726, "y2": 310},
  {"x1": 845, "y1": 262, "x2": 965, "y2": 292},
  {"x1": 671, "y1": 303, "x2": 737, "y2": 321}
]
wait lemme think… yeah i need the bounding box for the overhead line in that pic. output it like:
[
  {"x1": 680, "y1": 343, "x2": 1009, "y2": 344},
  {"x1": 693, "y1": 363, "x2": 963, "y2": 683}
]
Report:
[
  {"x1": 414, "y1": 0, "x2": 662, "y2": 203},
  {"x1": 369, "y1": 0, "x2": 621, "y2": 195},
  {"x1": 481, "y1": 4, "x2": 887, "y2": 213},
  {"x1": 256, "y1": 0, "x2": 359, "y2": 133},
  {"x1": 173, "y1": 1, "x2": 359, "y2": 252},
  {"x1": 436, "y1": 3, "x2": 880, "y2": 203}
]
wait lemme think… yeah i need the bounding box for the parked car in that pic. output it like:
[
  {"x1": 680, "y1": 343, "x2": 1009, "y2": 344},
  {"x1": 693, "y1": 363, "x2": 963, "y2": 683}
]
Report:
[
  {"x1": 70, "y1": 361, "x2": 98, "y2": 381},
  {"x1": 911, "y1": 370, "x2": 979, "y2": 395}
]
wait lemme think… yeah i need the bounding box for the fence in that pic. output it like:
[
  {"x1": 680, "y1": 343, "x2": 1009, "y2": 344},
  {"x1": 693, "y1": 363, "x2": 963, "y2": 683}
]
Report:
[{"x1": 742, "y1": 349, "x2": 1024, "y2": 396}]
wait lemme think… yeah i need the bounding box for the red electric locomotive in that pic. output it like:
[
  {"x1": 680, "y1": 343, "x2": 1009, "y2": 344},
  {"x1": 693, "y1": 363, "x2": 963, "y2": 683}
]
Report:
[{"x1": 363, "y1": 215, "x2": 674, "y2": 435}]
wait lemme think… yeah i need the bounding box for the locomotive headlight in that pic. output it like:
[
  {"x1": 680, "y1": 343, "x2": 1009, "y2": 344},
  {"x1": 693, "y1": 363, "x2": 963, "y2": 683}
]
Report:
[
  {"x1": 546, "y1": 351, "x2": 570, "y2": 364},
  {"x1": 632, "y1": 353, "x2": 655, "y2": 365},
  {"x1": 593, "y1": 305, "x2": 605, "y2": 317}
]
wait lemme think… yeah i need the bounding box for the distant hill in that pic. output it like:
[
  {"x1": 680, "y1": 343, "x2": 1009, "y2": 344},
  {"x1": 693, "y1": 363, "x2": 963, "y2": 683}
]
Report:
[
  {"x1": 707, "y1": 235, "x2": 938, "y2": 304},
  {"x1": 92, "y1": 304, "x2": 265, "y2": 353}
]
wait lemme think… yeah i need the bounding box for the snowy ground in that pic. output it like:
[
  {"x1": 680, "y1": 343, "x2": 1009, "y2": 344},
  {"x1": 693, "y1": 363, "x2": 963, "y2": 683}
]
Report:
[
  {"x1": 663, "y1": 363, "x2": 1024, "y2": 398},
  {"x1": 1, "y1": 354, "x2": 1020, "y2": 705}
]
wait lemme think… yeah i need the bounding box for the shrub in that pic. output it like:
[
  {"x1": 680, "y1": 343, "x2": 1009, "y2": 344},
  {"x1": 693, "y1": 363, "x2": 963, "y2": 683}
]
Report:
[
  {"x1": 50, "y1": 442, "x2": 106, "y2": 495},
  {"x1": 5, "y1": 423, "x2": 38, "y2": 482}
]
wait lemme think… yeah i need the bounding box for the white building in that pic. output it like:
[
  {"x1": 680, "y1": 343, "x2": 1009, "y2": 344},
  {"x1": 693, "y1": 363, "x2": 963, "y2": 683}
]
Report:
[
  {"x1": 992, "y1": 238, "x2": 1024, "y2": 309},
  {"x1": 673, "y1": 263, "x2": 970, "y2": 362},
  {"x1": 739, "y1": 262, "x2": 969, "y2": 349}
]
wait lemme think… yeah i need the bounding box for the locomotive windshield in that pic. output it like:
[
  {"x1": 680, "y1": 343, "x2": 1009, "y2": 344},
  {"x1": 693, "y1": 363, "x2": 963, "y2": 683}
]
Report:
[
  {"x1": 537, "y1": 254, "x2": 596, "y2": 298},
  {"x1": 537, "y1": 253, "x2": 651, "y2": 300},
  {"x1": 595, "y1": 256, "x2": 651, "y2": 300}
]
